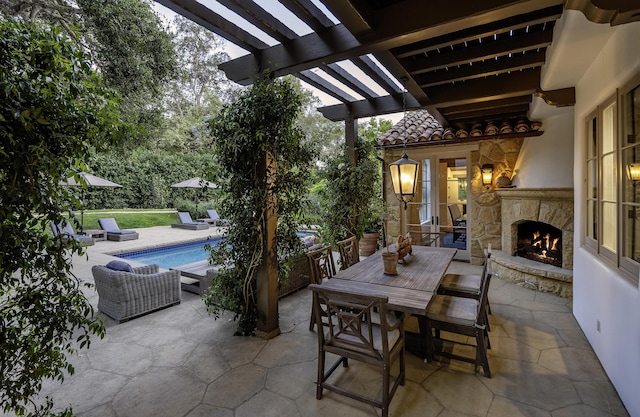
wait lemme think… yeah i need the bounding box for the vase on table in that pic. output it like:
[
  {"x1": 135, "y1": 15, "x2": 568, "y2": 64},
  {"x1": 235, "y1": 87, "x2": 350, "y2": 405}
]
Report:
[{"x1": 382, "y1": 251, "x2": 399, "y2": 275}]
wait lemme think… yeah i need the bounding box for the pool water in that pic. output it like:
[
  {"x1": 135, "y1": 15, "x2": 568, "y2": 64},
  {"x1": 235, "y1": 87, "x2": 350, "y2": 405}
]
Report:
[
  {"x1": 116, "y1": 238, "x2": 223, "y2": 269},
  {"x1": 115, "y1": 231, "x2": 316, "y2": 269}
]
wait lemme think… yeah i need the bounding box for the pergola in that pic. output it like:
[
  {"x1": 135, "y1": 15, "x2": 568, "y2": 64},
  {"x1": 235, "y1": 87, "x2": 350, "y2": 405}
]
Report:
[{"x1": 154, "y1": 0, "x2": 640, "y2": 337}]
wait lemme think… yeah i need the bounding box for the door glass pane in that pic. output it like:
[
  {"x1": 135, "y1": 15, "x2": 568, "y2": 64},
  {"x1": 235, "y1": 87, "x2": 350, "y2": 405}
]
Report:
[
  {"x1": 602, "y1": 201, "x2": 617, "y2": 252},
  {"x1": 602, "y1": 101, "x2": 616, "y2": 154},
  {"x1": 622, "y1": 204, "x2": 640, "y2": 263},
  {"x1": 587, "y1": 160, "x2": 597, "y2": 199},
  {"x1": 587, "y1": 116, "x2": 597, "y2": 157},
  {"x1": 602, "y1": 154, "x2": 616, "y2": 201},
  {"x1": 420, "y1": 159, "x2": 432, "y2": 223},
  {"x1": 587, "y1": 200, "x2": 598, "y2": 240},
  {"x1": 440, "y1": 158, "x2": 467, "y2": 251},
  {"x1": 623, "y1": 148, "x2": 640, "y2": 203}
]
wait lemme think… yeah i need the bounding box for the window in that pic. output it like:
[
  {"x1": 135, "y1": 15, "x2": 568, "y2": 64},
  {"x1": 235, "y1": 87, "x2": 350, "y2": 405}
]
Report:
[{"x1": 585, "y1": 74, "x2": 640, "y2": 281}]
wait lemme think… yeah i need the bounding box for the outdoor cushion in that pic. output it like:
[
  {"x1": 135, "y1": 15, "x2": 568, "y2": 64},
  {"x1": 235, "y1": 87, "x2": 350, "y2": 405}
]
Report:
[
  {"x1": 105, "y1": 260, "x2": 135, "y2": 273},
  {"x1": 99, "y1": 218, "x2": 136, "y2": 233}
]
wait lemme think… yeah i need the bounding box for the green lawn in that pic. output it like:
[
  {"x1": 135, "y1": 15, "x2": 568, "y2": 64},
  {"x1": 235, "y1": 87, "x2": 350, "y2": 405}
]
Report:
[{"x1": 68, "y1": 209, "x2": 180, "y2": 230}]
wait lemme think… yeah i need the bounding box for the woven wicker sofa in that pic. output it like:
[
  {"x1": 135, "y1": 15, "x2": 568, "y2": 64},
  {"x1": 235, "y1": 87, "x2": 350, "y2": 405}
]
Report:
[{"x1": 92, "y1": 263, "x2": 181, "y2": 322}]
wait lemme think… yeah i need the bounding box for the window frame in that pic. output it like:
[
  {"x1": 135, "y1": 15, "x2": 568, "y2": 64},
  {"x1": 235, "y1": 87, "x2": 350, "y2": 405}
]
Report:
[{"x1": 584, "y1": 73, "x2": 640, "y2": 283}]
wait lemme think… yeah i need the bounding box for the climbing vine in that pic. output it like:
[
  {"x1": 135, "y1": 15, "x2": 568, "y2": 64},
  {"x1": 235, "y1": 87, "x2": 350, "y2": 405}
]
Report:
[{"x1": 203, "y1": 76, "x2": 313, "y2": 335}]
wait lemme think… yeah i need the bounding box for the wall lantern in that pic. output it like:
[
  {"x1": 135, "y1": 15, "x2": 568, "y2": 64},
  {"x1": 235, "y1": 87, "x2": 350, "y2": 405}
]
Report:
[
  {"x1": 390, "y1": 76, "x2": 419, "y2": 210},
  {"x1": 481, "y1": 164, "x2": 494, "y2": 188},
  {"x1": 626, "y1": 163, "x2": 640, "y2": 182},
  {"x1": 390, "y1": 152, "x2": 419, "y2": 209}
]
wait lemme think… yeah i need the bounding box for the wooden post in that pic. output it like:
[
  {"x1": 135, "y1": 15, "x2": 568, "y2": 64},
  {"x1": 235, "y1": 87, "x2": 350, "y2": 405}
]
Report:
[
  {"x1": 256, "y1": 149, "x2": 280, "y2": 339},
  {"x1": 345, "y1": 111, "x2": 358, "y2": 164}
]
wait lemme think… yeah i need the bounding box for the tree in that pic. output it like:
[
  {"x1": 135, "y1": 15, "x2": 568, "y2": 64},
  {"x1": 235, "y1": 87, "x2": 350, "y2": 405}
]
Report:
[
  {"x1": 0, "y1": 19, "x2": 120, "y2": 416},
  {"x1": 0, "y1": 0, "x2": 179, "y2": 150},
  {"x1": 203, "y1": 76, "x2": 314, "y2": 335}
]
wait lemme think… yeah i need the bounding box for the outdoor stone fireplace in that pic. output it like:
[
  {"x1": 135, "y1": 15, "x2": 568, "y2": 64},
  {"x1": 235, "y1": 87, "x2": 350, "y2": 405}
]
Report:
[{"x1": 493, "y1": 188, "x2": 573, "y2": 297}]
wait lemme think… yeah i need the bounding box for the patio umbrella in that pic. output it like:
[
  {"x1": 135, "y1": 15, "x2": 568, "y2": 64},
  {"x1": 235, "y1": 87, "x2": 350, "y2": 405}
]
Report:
[
  {"x1": 171, "y1": 177, "x2": 217, "y2": 215},
  {"x1": 171, "y1": 177, "x2": 217, "y2": 189},
  {"x1": 60, "y1": 171, "x2": 122, "y2": 230}
]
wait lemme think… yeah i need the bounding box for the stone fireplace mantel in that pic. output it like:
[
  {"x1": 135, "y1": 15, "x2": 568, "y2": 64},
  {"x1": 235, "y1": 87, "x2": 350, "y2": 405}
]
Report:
[{"x1": 494, "y1": 187, "x2": 574, "y2": 297}]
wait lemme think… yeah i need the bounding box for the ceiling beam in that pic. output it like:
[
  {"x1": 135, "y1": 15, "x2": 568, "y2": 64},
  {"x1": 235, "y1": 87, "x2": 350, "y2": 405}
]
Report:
[
  {"x1": 404, "y1": 29, "x2": 554, "y2": 75},
  {"x1": 392, "y1": 4, "x2": 562, "y2": 58},
  {"x1": 444, "y1": 104, "x2": 532, "y2": 124},
  {"x1": 415, "y1": 51, "x2": 547, "y2": 87},
  {"x1": 217, "y1": 0, "x2": 298, "y2": 42},
  {"x1": 318, "y1": 94, "x2": 421, "y2": 121},
  {"x1": 423, "y1": 68, "x2": 542, "y2": 107},
  {"x1": 324, "y1": 63, "x2": 377, "y2": 99},
  {"x1": 440, "y1": 95, "x2": 533, "y2": 116},
  {"x1": 219, "y1": 24, "x2": 367, "y2": 85},
  {"x1": 565, "y1": 0, "x2": 640, "y2": 25},
  {"x1": 154, "y1": 0, "x2": 268, "y2": 53},
  {"x1": 279, "y1": 0, "x2": 335, "y2": 32},
  {"x1": 297, "y1": 71, "x2": 356, "y2": 102}
]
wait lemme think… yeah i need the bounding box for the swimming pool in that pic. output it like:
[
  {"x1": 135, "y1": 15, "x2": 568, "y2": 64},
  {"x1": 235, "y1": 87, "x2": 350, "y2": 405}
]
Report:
[
  {"x1": 116, "y1": 238, "x2": 223, "y2": 269},
  {"x1": 115, "y1": 231, "x2": 316, "y2": 269}
]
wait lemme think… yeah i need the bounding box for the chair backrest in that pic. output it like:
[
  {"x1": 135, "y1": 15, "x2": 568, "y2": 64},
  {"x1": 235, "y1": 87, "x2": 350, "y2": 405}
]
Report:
[
  {"x1": 476, "y1": 258, "x2": 492, "y2": 326},
  {"x1": 309, "y1": 284, "x2": 402, "y2": 360},
  {"x1": 206, "y1": 209, "x2": 221, "y2": 220},
  {"x1": 98, "y1": 217, "x2": 120, "y2": 232},
  {"x1": 177, "y1": 211, "x2": 194, "y2": 223},
  {"x1": 50, "y1": 220, "x2": 75, "y2": 236},
  {"x1": 337, "y1": 236, "x2": 359, "y2": 270},
  {"x1": 306, "y1": 245, "x2": 336, "y2": 284},
  {"x1": 448, "y1": 204, "x2": 462, "y2": 225}
]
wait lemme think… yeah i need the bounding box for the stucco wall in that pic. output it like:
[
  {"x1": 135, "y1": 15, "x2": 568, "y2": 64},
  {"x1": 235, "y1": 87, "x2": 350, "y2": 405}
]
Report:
[{"x1": 571, "y1": 18, "x2": 640, "y2": 417}]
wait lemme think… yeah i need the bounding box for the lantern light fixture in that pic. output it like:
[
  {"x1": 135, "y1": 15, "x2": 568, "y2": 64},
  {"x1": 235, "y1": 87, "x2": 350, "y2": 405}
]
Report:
[
  {"x1": 481, "y1": 164, "x2": 494, "y2": 188},
  {"x1": 389, "y1": 77, "x2": 419, "y2": 210},
  {"x1": 627, "y1": 163, "x2": 640, "y2": 182}
]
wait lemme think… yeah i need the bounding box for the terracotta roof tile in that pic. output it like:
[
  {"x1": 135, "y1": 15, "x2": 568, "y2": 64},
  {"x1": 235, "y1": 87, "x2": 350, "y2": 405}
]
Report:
[{"x1": 377, "y1": 109, "x2": 543, "y2": 147}]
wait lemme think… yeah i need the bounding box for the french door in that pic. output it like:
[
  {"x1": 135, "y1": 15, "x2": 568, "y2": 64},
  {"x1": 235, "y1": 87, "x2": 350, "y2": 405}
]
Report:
[{"x1": 407, "y1": 151, "x2": 469, "y2": 260}]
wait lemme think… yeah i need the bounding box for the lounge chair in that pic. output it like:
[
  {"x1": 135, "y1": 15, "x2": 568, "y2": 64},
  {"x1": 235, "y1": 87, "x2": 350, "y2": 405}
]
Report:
[
  {"x1": 197, "y1": 209, "x2": 228, "y2": 226},
  {"x1": 98, "y1": 218, "x2": 139, "y2": 241},
  {"x1": 171, "y1": 211, "x2": 209, "y2": 230},
  {"x1": 50, "y1": 220, "x2": 95, "y2": 246}
]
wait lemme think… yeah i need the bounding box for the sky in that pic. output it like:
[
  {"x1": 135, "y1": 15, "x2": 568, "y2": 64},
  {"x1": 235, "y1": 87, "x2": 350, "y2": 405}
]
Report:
[{"x1": 151, "y1": 1, "x2": 403, "y2": 124}]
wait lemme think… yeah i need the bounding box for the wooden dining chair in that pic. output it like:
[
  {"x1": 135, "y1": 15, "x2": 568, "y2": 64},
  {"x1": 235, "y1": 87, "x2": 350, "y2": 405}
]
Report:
[
  {"x1": 337, "y1": 236, "x2": 359, "y2": 270},
  {"x1": 438, "y1": 247, "x2": 492, "y2": 321},
  {"x1": 426, "y1": 259, "x2": 492, "y2": 377},
  {"x1": 308, "y1": 284, "x2": 405, "y2": 417},
  {"x1": 307, "y1": 245, "x2": 336, "y2": 331}
]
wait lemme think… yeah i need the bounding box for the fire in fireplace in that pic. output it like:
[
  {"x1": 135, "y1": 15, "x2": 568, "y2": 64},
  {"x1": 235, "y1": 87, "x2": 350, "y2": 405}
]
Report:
[{"x1": 516, "y1": 221, "x2": 562, "y2": 267}]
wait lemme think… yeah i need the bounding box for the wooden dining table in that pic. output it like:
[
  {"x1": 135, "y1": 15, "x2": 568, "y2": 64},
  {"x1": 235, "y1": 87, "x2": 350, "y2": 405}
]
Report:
[{"x1": 320, "y1": 245, "x2": 457, "y2": 358}]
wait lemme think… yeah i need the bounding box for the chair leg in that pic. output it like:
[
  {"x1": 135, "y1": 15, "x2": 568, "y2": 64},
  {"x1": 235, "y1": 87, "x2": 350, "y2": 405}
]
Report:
[
  {"x1": 309, "y1": 304, "x2": 316, "y2": 331},
  {"x1": 316, "y1": 350, "x2": 325, "y2": 399},
  {"x1": 476, "y1": 329, "x2": 491, "y2": 378}
]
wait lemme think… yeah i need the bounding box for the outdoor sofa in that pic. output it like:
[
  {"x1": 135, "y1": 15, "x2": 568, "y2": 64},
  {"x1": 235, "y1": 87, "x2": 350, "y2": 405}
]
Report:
[{"x1": 92, "y1": 262, "x2": 181, "y2": 322}]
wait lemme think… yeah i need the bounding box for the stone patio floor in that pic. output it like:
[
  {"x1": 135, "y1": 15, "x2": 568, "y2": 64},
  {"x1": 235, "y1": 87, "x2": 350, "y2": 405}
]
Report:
[{"x1": 8, "y1": 225, "x2": 629, "y2": 417}]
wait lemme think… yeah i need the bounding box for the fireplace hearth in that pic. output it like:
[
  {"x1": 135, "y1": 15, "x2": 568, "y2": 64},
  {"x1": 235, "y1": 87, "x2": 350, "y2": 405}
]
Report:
[{"x1": 516, "y1": 221, "x2": 562, "y2": 267}]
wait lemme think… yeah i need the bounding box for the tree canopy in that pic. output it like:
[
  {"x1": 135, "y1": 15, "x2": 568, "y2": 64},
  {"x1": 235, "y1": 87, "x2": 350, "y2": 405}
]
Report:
[{"x1": 1, "y1": 18, "x2": 119, "y2": 416}]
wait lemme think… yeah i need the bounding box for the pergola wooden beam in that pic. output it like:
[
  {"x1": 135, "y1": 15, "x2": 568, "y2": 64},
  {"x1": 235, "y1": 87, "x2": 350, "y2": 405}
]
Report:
[{"x1": 403, "y1": 29, "x2": 554, "y2": 76}]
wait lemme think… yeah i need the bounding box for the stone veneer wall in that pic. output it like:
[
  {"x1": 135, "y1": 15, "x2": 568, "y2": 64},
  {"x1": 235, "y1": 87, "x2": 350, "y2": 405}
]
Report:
[
  {"x1": 467, "y1": 138, "x2": 524, "y2": 265},
  {"x1": 496, "y1": 188, "x2": 574, "y2": 269}
]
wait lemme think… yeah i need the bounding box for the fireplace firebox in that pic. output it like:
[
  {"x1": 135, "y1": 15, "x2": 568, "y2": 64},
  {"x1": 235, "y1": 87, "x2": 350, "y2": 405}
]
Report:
[{"x1": 516, "y1": 221, "x2": 562, "y2": 267}]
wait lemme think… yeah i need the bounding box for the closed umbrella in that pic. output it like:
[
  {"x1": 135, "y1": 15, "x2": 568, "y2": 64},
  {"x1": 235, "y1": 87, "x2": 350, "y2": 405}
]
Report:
[
  {"x1": 60, "y1": 171, "x2": 122, "y2": 230},
  {"x1": 171, "y1": 177, "x2": 217, "y2": 215}
]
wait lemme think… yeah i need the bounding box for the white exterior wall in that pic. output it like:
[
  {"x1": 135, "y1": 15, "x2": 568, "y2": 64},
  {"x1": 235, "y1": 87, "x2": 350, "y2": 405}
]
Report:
[
  {"x1": 512, "y1": 110, "x2": 574, "y2": 188},
  {"x1": 572, "y1": 21, "x2": 640, "y2": 417}
]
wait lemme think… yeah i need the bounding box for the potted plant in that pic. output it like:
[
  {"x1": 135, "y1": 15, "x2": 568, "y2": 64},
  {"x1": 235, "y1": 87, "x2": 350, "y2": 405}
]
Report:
[{"x1": 319, "y1": 135, "x2": 381, "y2": 252}]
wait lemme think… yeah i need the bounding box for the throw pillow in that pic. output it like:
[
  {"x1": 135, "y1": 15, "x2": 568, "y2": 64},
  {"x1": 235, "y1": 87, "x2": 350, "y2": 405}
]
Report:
[{"x1": 105, "y1": 260, "x2": 135, "y2": 273}]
